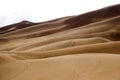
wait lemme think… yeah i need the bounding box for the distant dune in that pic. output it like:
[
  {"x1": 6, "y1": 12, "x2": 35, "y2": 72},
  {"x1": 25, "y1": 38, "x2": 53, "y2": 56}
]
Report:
[{"x1": 0, "y1": 4, "x2": 120, "y2": 80}]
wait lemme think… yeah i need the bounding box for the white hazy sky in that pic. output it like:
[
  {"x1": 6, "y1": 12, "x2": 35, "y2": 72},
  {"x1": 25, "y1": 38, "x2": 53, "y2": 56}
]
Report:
[{"x1": 0, "y1": 0, "x2": 119, "y2": 27}]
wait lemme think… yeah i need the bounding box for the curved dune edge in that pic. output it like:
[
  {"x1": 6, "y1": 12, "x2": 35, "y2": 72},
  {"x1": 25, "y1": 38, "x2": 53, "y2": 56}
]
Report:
[
  {"x1": 0, "y1": 4, "x2": 120, "y2": 80},
  {"x1": 0, "y1": 40, "x2": 120, "y2": 59}
]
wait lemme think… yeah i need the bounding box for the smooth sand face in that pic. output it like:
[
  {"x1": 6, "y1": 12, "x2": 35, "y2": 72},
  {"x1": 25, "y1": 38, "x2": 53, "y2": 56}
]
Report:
[
  {"x1": 0, "y1": 54, "x2": 120, "y2": 80},
  {"x1": 0, "y1": 4, "x2": 120, "y2": 80}
]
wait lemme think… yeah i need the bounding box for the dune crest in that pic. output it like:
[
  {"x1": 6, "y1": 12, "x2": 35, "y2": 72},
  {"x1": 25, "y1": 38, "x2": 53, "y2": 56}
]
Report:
[{"x1": 0, "y1": 4, "x2": 120, "y2": 80}]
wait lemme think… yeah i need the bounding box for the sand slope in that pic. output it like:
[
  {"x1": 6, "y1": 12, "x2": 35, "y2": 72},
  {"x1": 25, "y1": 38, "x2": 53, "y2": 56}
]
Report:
[{"x1": 0, "y1": 4, "x2": 120, "y2": 80}]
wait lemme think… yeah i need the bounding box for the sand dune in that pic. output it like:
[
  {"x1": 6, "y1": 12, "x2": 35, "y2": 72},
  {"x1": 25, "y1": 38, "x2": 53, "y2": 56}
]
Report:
[
  {"x1": 0, "y1": 4, "x2": 119, "y2": 39},
  {"x1": 23, "y1": 37, "x2": 110, "y2": 52},
  {"x1": 0, "y1": 4, "x2": 120, "y2": 80},
  {"x1": 1, "y1": 54, "x2": 120, "y2": 80},
  {"x1": 3, "y1": 16, "x2": 118, "y2": 51}
]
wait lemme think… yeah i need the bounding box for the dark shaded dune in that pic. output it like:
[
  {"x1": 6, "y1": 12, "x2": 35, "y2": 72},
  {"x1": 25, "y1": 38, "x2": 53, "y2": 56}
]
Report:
[
  {"x1": 0, "y1": 38, "x2": 9, "y2": 43},
  {"x1": 46, "y1": 16, "x2": 120, "y2": 38},
  {"x1": 0, "y1": 16, "x2": 72, "y2": 38},
  {"x1": 64, "y1": 4, "x2": 120, "y2": 28},
  {"x1": 0, "y1": 16, "x2": 72, "y2": 35},
  {"x1": 23, "y1": 15, "x2": 120, "y2": 39},
  {"x1": 0, "y1": 4, "x2": 119, "y2": 39},
  {"x1": 15, "y1": 4, "x2": 119, "y2": 39},
  {"x1": 4, "y1": 16, "x2": 119, "y2": 51},
  {"x1": 0, "y1": 21, "x2": 39, "y2": 34},
  {"x1": 87, "y1": 29, "x2": 120, "y2": 41}
]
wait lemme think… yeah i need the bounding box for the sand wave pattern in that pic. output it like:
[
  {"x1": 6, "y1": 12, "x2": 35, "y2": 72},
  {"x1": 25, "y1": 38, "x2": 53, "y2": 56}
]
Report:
[{"x1": 0, "y1": 4, "x2": 120, "y2": 80}]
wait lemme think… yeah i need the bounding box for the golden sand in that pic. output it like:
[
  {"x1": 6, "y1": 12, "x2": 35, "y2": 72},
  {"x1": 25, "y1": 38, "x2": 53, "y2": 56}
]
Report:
[{"x1": 0, "y1": 4, "x2": 120, "y2": 80}]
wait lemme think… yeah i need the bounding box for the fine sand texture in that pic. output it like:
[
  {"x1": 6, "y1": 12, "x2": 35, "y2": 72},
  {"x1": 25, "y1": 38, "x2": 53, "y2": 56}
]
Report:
[{"x1": 0, "y1": 4, "x2": 120, "y2": 80}]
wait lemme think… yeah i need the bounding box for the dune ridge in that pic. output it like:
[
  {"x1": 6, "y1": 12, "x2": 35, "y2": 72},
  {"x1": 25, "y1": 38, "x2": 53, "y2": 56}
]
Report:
[{"x1": 0, "y1": 4, "x2": 120, "y2": 80}]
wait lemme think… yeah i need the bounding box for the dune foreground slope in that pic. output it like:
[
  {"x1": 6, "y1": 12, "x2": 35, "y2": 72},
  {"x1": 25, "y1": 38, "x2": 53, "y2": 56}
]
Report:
[{"x1": 0, "y1": 4, "x2": 120, "y2": 80}]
